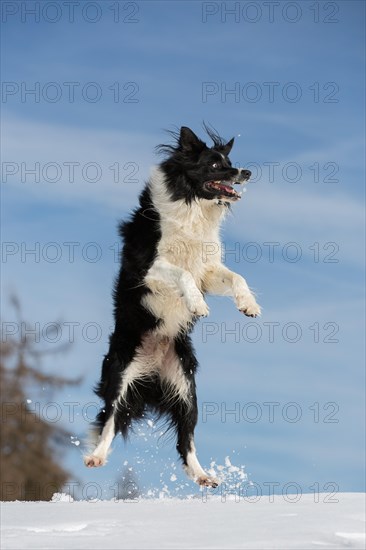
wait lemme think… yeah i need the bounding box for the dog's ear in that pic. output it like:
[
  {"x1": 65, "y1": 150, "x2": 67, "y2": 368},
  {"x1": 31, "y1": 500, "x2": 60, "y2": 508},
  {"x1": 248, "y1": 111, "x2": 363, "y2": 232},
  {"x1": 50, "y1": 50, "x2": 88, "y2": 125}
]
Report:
[
  {"x1": 179, "y1": 127, "x2": 206, "y2": 152},
  {"x1": 222, "y1": 137, "x2": 235, "y2": 156}
]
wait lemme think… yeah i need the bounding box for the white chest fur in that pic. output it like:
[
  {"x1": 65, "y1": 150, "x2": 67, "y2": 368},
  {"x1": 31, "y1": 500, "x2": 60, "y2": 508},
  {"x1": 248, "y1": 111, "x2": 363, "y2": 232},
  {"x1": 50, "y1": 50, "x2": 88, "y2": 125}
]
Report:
[{"x1": 142, "y1": 168, "x2": 226, "y2": 336}]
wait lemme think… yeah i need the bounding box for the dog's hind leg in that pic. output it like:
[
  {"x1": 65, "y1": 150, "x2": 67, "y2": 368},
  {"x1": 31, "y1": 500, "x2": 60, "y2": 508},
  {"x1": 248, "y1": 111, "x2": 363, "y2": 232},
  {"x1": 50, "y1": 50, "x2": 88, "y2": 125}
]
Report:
[
  {"x1": 84, "y1": 348, "x2": 129, "y2": 468},
  {"x1": 172, "y1": 393, "x2": 219, "y2": 488},
  {"x1": 84, "y1": 407, "x2": 117, "y2": 467},
  {"x1": 162, "y1": 336, "x2": 219, "y2": 488},
  {"x1": 85, "y1": 332, "x2": 165, "y2": 468}
]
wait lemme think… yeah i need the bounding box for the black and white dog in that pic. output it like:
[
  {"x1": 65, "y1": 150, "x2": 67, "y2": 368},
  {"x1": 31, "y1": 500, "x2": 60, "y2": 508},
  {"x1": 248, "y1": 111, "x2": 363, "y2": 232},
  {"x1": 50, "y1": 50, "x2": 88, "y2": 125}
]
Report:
[{"x1": 84, "y1": 126, "x2": 261, "y2": 487}]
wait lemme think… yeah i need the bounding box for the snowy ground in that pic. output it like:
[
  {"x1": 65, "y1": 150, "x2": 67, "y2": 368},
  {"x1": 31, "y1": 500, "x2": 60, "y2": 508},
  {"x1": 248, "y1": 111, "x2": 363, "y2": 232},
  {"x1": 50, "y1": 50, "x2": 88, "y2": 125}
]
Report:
[{"x1": 1, "y1": 493, "x2": 365, "y2": 549}]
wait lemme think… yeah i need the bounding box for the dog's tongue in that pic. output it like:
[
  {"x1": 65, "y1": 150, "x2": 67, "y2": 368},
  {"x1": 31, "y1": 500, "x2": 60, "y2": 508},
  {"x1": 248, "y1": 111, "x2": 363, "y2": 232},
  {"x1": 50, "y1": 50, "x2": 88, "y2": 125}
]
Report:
[{"x1": 220, "y1": 181, "x2": 244, "y2": 197}]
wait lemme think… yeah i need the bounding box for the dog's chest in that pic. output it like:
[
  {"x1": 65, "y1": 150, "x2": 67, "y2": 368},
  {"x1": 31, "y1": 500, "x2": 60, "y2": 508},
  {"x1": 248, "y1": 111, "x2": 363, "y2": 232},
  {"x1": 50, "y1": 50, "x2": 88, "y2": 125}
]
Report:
[
  {"x1": 142, "y1": 201, "x2": 224, "y2": 337},
  {"x1": 157, "y1": 205, "x2": 222, "y2": 284}
]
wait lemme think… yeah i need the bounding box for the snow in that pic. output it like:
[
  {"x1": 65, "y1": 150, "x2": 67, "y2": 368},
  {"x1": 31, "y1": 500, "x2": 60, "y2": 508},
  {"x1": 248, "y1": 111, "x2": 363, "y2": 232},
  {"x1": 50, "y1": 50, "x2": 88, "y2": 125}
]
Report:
[{"x1": 1, "y1": 493, "x2": 365, "y2": 549}]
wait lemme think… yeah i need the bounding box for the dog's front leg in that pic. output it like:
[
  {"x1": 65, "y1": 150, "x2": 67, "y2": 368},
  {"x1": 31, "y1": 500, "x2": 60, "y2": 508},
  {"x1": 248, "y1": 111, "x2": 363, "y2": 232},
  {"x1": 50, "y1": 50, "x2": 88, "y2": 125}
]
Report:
[
  {"x1": 204, "y1": 265, "x2": 261, "y2": 317},
  {"x1": 145, "y1": 258, "x2": 209, "y2": 317}
]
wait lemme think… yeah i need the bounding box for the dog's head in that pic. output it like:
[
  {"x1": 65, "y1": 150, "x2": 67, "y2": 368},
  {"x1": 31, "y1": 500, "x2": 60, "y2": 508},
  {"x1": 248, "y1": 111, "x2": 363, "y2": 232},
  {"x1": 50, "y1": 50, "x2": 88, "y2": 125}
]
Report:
[{"x1": 158, "y1": 126, "x2": 251, "y2": 204}]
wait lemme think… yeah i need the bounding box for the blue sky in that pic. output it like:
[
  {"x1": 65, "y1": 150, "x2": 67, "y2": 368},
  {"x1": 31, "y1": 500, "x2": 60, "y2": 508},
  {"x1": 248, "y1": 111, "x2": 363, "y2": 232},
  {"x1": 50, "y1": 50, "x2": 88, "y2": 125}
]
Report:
[{"x1": 1, "y1": 0, "x2": 365, "y2": 498}]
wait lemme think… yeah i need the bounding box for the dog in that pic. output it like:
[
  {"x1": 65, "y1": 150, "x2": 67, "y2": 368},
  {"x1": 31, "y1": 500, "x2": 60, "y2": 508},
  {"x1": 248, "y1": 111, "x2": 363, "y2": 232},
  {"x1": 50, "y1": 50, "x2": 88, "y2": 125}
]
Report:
[{"x1": 84, "y1": 126, "x2": 261, "y2": 487}]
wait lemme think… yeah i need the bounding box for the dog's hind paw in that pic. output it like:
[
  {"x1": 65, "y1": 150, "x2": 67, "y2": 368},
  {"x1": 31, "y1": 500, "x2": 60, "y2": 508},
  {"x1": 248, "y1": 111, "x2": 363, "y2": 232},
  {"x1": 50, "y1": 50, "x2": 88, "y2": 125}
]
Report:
[
  {"x1": 84, "y1": 455, "x2": 105, "y2": 468},
  {"x1": 196, "y1": 475, "x2": 220, "y2": 488}
]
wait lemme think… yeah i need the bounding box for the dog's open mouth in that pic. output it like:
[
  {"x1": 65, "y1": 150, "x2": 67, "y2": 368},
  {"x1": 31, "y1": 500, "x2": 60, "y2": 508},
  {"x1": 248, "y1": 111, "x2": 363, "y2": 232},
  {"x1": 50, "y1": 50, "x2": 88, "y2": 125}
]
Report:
[{"x1": 205, "y1": 180, "x2": 242, "y2": 200}]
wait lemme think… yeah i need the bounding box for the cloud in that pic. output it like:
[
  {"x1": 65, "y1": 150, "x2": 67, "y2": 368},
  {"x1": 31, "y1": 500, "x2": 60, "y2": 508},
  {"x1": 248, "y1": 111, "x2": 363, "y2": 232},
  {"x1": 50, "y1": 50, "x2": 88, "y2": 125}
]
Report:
[
  {"x1": 225, "y1": 176, "x2": 364, "y2": 267},
  {"x1": 2, "y1": 114, "x2": 156, "y2": 215}
]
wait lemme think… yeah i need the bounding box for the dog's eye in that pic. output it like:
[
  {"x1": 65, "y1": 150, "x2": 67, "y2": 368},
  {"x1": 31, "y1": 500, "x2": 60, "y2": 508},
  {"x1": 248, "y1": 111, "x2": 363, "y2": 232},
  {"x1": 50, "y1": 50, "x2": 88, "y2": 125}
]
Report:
[{"x1": 212, "y1": 162, "x2": 220, "y2": 169}]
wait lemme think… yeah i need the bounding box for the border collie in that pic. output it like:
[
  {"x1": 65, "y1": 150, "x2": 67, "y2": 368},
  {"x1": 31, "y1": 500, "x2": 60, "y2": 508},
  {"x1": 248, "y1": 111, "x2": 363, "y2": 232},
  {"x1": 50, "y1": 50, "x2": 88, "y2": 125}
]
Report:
[{"x1": 84, "y1": 126, "x2": 261, "y2": 487}]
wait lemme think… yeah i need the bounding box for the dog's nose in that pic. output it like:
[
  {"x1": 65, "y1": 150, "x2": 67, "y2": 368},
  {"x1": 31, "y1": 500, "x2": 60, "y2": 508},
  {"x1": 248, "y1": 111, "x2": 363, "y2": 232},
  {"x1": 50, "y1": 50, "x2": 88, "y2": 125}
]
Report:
[{"x1": 241, "y1": 169, "x2": 251, "y2": 180}]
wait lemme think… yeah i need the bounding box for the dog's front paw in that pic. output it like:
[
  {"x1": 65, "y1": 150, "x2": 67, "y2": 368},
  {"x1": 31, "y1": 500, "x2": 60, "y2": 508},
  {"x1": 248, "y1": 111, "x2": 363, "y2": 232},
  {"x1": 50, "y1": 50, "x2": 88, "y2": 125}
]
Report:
[
  {"x1": 186, "y1": 294, "x2": 209, "y2": 317},
  {"x1": 238, "y1": 296, "x2": 261, "y2": 318}
]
